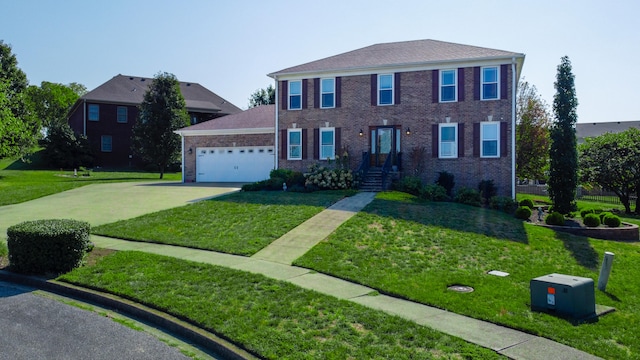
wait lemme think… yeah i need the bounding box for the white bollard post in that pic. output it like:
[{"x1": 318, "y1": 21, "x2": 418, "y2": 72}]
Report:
[{"x1": 598, "y1": 252, "x2": 615, "y2": 291}]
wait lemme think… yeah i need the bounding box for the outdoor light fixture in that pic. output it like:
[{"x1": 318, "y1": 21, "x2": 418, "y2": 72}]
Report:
[
  {"x1": 359, "y1": 129, "x2": 363, "y2": 136},
  {"x1": 487, "y1": 115, "x2": 493, "y2": 122},
  {"x1": 445, "y1": 116, "x2": 451, "y2": 123},
  {"x1": 406, "y1": 127, "x2": 411, "y2": 135},
  {"x1": 188, "y1": 148, "x2": 193, "y2": 155}
]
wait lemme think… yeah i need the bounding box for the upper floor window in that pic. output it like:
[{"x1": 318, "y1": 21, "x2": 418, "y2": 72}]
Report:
[
  {"x1": 117, "y1": 106, "x2": 128, "y2": 123},
  {"x1": 440, "y1": 70, "x2": 457, "y2": 102},
  {"x1": 482, "y1": 66, "x2": 499, "y2": 100},
  {"x1": 88, "y1": 104, "x2": 99, "y2": 121},
  {"x1": 439, "y1": 123, "x2": 458, "y2": 158},
  {"x1": 321, "y1": 78, "x2": 335, "y2": 108},
  {"x1": 288, "y1": 128, "x2": 302, "y2": 160},
  {"x1": 319, "y1": 127, "x2": 335, "y2": 160},
  {"x1": 481, "y1": 122, "x2": 499, "y2": 157},
  {"x1": 101, "y1": 135, "x2": 112, "y2": 152},
  {"x1": 289, "y1": 80, "x2": 302, "y2": 110},
  {"x1": 378, "y1": 74, "x2": 393, "y2": 105}
]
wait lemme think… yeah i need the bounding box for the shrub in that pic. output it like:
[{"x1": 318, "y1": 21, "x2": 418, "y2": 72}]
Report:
[
  {"x1": 580, "y1": 208, "x2": 596, "y2": 218},
  {"x1": 420, "y1": 184, "x2": 449, "y2": 202},
  {"x1": 436, "y1": 171, "x2": 455, "y2": 197},
  {"x1": 519, "y1": 198, "x2": 535, "y2": 209},
  {"x1": 583, "y1": 213, "x2": 601, "y2": 227},
  {"x1": 478, "y1": 179, "x2": 497, "y2": 204},
  {"x1": 7, "y1": 219, "x2": 91, "y2": 274},
  {"x1": 489, "y1": 196, "x2": 518, "y2": 214},
  {"x1": 603, "y1": 214, "x2": 622, "y2": 227},
  {"x1": 515, "y1": 206, "x2": 532, "y2": 220},
  {"x1": 545, "y1": 212, "x2": 565, "y2": 226},
  {"x1": 305, "y1": 164, "x2": 354, "y2": 190},
  {"x1": 599, "y1": 211, "x2": 613, "y2": 223},
  {"x1": 270, "y1": 169, "x2": 305, "y2": 187},
  {"x1": 396, "y1": 176, "x2": 423, "y2": 196},
  {"x1": 454, "y1": 187, "x2": 482, "y2": 207}
]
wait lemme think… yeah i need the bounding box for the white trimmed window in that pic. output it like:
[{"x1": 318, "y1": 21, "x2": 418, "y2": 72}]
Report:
[
  {"x1": 481, "y1": 66, "x2": 499, "y2": 100},
  {"x1": 440, "y1": 69, "x2": 457, "y2": 102},
  {"x1": 439, "y1": 123, "x2": 458, "y2": 158},
  {"x1": 481, "y1": 122, "x2": 499, "y2": 157},
  {"x1": 88, "y1": 104, "x2": 99, "y2": 121},
  {"x1": 378, "y1": 74, "x2": 393, "y2": 105},
  {"x1": 320, "y1": 127, "x2": 335, "y2": 160},
  {"x1": 117, "y1": 106, "x2": 128, "y2": 123},
  {"x1": 321, "y1": 78, "x2": 335, "y2": 108},
  {"x1": 288, "y1": 128, "x2": 302, "y2": 160},
  {"x1": 101, "y1": 135, "x2": 112, "y2": 152},
  {"x1": 289, "y1": 80, "x2": 302, "y2": 110}
]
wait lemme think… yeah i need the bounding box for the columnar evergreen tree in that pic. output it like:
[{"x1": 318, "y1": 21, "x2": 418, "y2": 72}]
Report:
[
  {"x1": 547, "y1": 56, "x2": 579, "y2": 214},
  {"x1": 131, "y1": 72, "x2": 189, "y2": 179}
]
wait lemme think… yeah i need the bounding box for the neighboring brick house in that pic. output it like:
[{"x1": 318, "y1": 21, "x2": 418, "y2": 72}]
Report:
[
  {"x1": 68, "y1": 74, "x2": 241, "y2": 168},
  {"x1": 268, "y1": 39, "x2": 525, "y2": 197},
  {"x1": 175, "y1": 105, "x2": 275, "y2": 182}
]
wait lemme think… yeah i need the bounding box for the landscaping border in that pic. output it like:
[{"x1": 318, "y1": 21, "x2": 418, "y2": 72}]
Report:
[{"x1": 537, "y1": 222, "x2": 639, "y2": 241}]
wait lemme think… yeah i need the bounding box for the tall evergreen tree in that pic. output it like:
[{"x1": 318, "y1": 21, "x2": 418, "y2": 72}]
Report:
[
  {"x1": 248, "y1": 84, "x2": 275, "y2": 108},
  {"x1": 547, "y1": 56, "x2": 579, "y2": 214},
  {"x1": 131, "y1": 72, "x2": 189, "y2": 179}
]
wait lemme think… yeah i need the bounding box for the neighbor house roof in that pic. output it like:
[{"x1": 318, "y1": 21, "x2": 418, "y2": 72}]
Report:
[
  {"x1": 175, "y1": 104, "x2": 275, "y2": 136},
  {"x1": 576, "y1": 120, "x2": 640, "y2": 143},
  {"x1": 80, "y1": 74, "x2": 241, "y2": 115},
  {"x1": 269, "y1": 39, "x2": 525, "y2": 78}
]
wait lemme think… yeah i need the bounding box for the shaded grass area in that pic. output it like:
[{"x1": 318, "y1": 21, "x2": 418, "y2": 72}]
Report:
[
  {"x1": 294, "y1": 191, "x2": 640, "y2": 359},
  {"x1": 0, "y1": 156, "x2": 180, "y2": 206},
  {"x1": 59, "y1": 251, "x2": 502, "y2": 359},
  {"x1": 93, "y1": 191, "x2": 349, "y2": 256}
]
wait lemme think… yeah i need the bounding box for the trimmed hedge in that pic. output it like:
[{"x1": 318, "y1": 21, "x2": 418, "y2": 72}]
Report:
[
  {"x1": 603, "y1": 214, "x2": 622, "y2": 228},
  {"x1": 515, "y1": 206, "x2": 532, "y2": 220},
  {"x1": 7, "y1": 219, "x2": 91, "y2": 274},
  {"x1": 583, "y1": 213, "x2": 601, "y2": 227},
  {"x1": 545, "y1": 212, "x2": 565, "y2": 226},
  {"x1": 454, "y1": 187, "x2": 482, "y2": 207},
  {"x1": 489, "y1": 196, "x2": 518, "y2": 214},
  {"x1": 519, "y1": 198, "x2": 535, "y2": 209}
]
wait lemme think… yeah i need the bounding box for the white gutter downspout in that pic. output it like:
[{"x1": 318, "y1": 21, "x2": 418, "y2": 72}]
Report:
[
  {"x1": 511, "y1": 57, "x2": 517, "y2": 199},
  {"x1": 180, "y1": 134, "x2": 185, "y2": 183},
  {"x1": 274, "y1": 75, "x2": 279, "y2": 170},
  {"x1": 83, "y1": 99, "x2": 86, "y2": 136}
]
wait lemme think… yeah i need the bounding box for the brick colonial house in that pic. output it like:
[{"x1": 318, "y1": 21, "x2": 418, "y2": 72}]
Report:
[
  {"x1": 68, "y1": 74, "x2": 241, "y2": 168},
  {"x1": 268, "y1": 39, "x2": 525, "y2": 196}
]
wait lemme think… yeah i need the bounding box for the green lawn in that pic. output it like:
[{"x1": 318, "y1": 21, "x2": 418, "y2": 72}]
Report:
[
  {"x1": 293, "y1": 192, "x2": 640, "y2": 360},
  {"x1": 93, "y1": 191, "x2": 350, "y2": 255},
  {"x1": 0, "y1": 156, "x2": 180, "y2": 206},
  {"x1": 59, "y1": 251, "x2": 502, "y2": 360}
]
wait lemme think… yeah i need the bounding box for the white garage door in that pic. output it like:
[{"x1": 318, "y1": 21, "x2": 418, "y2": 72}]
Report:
[{"x1": 196, "y1": 146, "x2": 274, "y2": 182}]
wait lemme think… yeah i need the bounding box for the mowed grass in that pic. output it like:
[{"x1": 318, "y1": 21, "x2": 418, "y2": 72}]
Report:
[
  {"x1": 59, "y1": 251, "x2": 502, "y2": 360},
  {"x1": 294, "y1": 191, "x2": 640, "y2": 360},
  {"x1": 93, "y1": 191, "x2": 350, "y2": 255},
  {"x1": 0, "y1": 156, "x2": 180, "y2": 206}
]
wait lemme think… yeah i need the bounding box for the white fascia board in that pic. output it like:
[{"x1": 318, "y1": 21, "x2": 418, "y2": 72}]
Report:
[{"x1": 174, "y1": 127, "x2": 275, "y2": 136}]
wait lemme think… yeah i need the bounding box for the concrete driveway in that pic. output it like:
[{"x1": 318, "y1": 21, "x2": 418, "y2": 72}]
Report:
[{"x1": 0, "y1": 181, "x2": 241, "y2": 241}]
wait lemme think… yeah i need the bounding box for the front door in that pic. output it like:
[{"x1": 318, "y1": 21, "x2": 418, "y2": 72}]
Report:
[{"x1": 370, "y1": 127, "x2": 399, "y2": 167}]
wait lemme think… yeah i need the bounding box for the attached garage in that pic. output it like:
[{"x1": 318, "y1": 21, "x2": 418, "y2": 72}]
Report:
[
  {"x1": 195, "y1": 146, "x2": 275, "y2": 182},
  {"x1": 175, "y1": 105, "x2": 275, "y2": 183}
]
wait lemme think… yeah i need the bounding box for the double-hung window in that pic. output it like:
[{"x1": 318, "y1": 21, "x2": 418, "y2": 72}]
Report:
[
  {"x1": 439, "y1": 123, "x2": 458, "y2": 158},
  {"x1": 378, "y1": 74, "x2": 393, "y2": 105},
  {"x1": 88, "y1": 104, "x2": 99, "y2": 121},
  {"x1": 481, "y1": 122, "x2": 499, "y2": 157},
  {"x1": 440, "y1": 70, "x2": 457, "y2": 102},
  {"x1": 481, "y1": 66, "x2": 499, "y2": 100},
  {"x1": 289, "y1": 80, "x2": 302, "y2": 110},
  {"x1": 288, "y1": 128, "x2": 302, "y2": 160},
  {"x1": 101, "y1": 135, "x2": 112, "y2": 152},
  {"x1": 321, "y1": 78, "x2": 335, "y2": 108},
  {"x1": 117, "y1": 106, "x2": 128, "y2": 123},
  {"x1": 319, "y1": 127, "x2": 335, "y2": 160}
]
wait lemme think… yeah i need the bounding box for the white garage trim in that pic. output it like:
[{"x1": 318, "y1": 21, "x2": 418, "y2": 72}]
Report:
[{"x1": 196, "y1": 146, "x2": 275, "y2": 183}]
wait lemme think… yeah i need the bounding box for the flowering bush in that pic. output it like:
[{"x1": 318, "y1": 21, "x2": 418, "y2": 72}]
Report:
[{"x1": 305, "y1": 163, "x2": 354, "y2": 190}]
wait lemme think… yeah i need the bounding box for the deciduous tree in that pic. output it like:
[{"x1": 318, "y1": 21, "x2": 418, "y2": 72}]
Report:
[
  {"x1": 27, "y1": 81, "x2": 83, "y2": 129},
  {"x1": 248, "y1": 84, "x2": 275, "y2": 108},
  {"x1": 516, "y1": 80, "x2": 551, "y2": 181},
  {"x1": 131, "y1": 72, "x2": 189, "y2": 179},
  {"x1": 548, "y1": 56, "x2": 579, "y2": 214}
]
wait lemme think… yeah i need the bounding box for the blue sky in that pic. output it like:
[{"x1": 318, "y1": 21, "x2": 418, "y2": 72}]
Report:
[{"x1": 2, "y1": 0, "x2": 638, "y2": 123}]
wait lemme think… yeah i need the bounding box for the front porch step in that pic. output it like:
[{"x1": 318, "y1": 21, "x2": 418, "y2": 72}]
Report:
[{"x1": 359, "y1": 168, "x2": 398, "y2": 192}]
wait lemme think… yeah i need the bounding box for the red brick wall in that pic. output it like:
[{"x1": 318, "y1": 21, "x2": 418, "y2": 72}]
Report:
[{"x1": 277, "y1": 65, "x2": 515, "y2": 196}]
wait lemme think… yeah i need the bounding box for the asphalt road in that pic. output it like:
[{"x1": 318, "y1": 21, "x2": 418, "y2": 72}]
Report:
[{"x1": 0, "y1": 281, "x2": 189, "y2": 360}]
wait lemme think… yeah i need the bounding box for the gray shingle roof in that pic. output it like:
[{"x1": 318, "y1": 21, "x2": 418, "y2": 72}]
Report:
[
  {"x1": 82, "y1": 74, "x2": 241, "y2": 115},
  {"x1": 176, "y1": 104, "x2": 274, "y2": 135},
  {"x1": 576, "y1": 120, "x2": 640, "y2": 142},
  {"x1": 269, "y1": 39, "x2": 524, "y2": 77}
]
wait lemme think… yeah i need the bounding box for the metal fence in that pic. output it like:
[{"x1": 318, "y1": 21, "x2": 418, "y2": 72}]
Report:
[{"x1": 516, "y1": 184, "x2": 637, "y2": 206}]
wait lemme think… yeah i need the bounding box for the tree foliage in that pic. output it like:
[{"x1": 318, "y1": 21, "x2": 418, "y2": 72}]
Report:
[
  {"x1": 547, "y1": 56, "x2": 578, "y2": 214},
  {"x1": 131, "y1": 72, "x2": 189, "y2": 179},
  {"x1": 579, "y1": 128, "x2": 640, "y2": 213},
  {"x1": 41, "y1": 122, "x2": 93, "y2": 169},
  {"x1": 516, "y1": 80, "x2": 550, "y2": 181},
  {"x1": 0, "y1": 40, "x2": 39, "y2": 159},
  {"x1": 248, "y1": 84, "x2": 275, "y2": 108},
  {"x1": 27, "y1": 81, "x2": 83, "y2": 128}
]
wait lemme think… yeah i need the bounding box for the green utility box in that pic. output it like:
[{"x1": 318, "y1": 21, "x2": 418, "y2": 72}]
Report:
[{"x1": 530, "y1": 273, "x2": 595, "y2": 319}]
